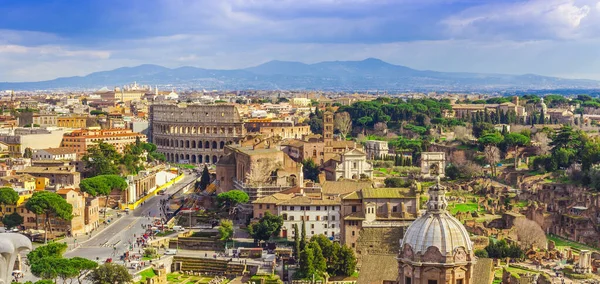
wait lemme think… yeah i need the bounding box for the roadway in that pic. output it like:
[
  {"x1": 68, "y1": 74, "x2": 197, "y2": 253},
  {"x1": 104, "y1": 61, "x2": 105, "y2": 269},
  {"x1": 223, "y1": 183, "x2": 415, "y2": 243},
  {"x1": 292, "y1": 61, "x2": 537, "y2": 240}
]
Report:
[{"x1": 64, "y1": 173, "x2": 198, "y2": 261}]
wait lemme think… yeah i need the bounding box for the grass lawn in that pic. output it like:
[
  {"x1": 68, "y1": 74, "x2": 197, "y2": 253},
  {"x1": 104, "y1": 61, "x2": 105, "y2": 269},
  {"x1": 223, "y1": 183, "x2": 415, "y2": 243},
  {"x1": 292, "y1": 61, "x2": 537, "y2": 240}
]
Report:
[
  {"x1": 547, "y1": 235, "x2": 599, "y2": 252},
  {"x1": 167, "y1": 273, "x2": 217, "y2": 284},
  {"x1": 514, "y1": 200, "x2": 529, "y2": 208},
  {"x1": 448, "y1": 203, "x2": 480, "y2": 215},
  {"x1": 174, "y1": 164, "x2": 196, "y2": 169},
  {"x1": 155, "y1": 230, "x2": 175, "y2": 237},
  {"x1": 493, "y1": 265, "x2": 537, "y2": 279},
  {"x1": 139, "y1": 268, "x2": 156, "y2": 283}
]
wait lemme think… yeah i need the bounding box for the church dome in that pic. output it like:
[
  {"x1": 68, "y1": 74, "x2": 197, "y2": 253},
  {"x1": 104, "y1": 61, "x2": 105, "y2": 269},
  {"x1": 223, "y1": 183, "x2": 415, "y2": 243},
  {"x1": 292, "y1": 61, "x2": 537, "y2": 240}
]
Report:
[{"x1": 400, "y1": 179, "x2": 473, "y2": 257}]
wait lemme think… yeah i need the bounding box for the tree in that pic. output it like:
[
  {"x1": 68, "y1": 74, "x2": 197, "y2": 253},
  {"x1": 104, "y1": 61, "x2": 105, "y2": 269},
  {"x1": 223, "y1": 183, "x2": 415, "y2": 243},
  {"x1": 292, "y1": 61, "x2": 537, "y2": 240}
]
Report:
[
  {"x1": 27, "y1": 243, "x2": 91, "y2": 284},
  {"x1": 453, "y1": 126, "x2": 471, "y2": 142},
  {"x1": 199, "y1": 165, "x2": 211, "y2": 190},
  {"x1": 533, "y1": 132, "x2": 551, "y2": 155},
  {"x1": 81, "y1": 142, "x2": 121, "y2": 177},
  {"x1": 293, "y1": 223, "x2": 300, "y2": 259},
  {"x1": 2, "y1": 212, "x2": 23, "y2": 229},
  {"x1": 30, "y1": 257, "x2": 65, "y2": 280},
  {"x1": 87, "y1": 263, "x2": 132, "y2": 284},
  {"x1": 337, "y1": 245, "x2": 357, "y2": 276},
  {"x1": 27, "y1": 242, "x2": 68, "y2": 265},
  {"x1": 218, "y1": 219, "x2": 234, "y2": 241},
  {"x1": 25, "y1": 191, "x2": 73, "y2": 243},
  {"x1": 23, "y1": 147, "x2": 33, "y2": 158},
  {"x1": 484, "y1": 146, "x2": 501, "y2": 176},
  {"x1": 503, "y1": 133, "x2": 530, "y2": 169},
  {"x1": 334, "y1": 112, "x2": 352, "y2": 140},
  {"x1": 550, "y1": 126, "x2": 583, "y2": 153},
  {"x1": 357, "y1": 116, "x2": 373, "y2": 134},
  {"x1": 69, "y1": 257, "x2": 99, "y2": 284},
  {"x1": 513, "y1": 218, "x2": 547, "y2": 250},
  {"x1": 588, "y1": 164, "x2": 600, "y2": 191},
  {"x1": 302, "y1": 159, "x2": 320, "y2": 182},
  {"x1": 300, "y1": 219, "x2": 307, "y2": 251},
  {"x1": 80, "y1": 175, "x2": 127, "y2": 218},
  {"x1": 309, "y1": 235, "x2": 339, "y2": 275},
  {"x1": 384, "y1": 177, "x2": 408, "y2": 188},
  {"x1": 298, "y1": 247, "x2": 315, "y2": 279},
  {"x1": 0, "y1": 187, "x2": 18, "y2": 214},
  {"x1": 475, "y1": 249, "x2": 489, "y2": 258},
  {"x1": 478, "y1": 132, "x2": 504, "y2": 146},
  {"x1": 217, "y1": 190, "x2": 249, "y2": 207},
  {"x1": 373, "y1": 122, "x2": 388, "y2": 135},
  {"x1": 248, "y1": 212, "x2": 283, "y2": 243},
  {"x1": 329, "y1": 242, "x2": 342, "y2": 275},
  {"x1": 309, "y1": 242, "x2": 327, "y2": 274}
]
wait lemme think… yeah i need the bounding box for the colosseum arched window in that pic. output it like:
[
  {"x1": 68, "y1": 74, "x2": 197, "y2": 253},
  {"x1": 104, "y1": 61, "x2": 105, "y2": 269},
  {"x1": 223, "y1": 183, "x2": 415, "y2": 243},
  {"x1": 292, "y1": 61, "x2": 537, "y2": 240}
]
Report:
[{"x1": 212, "y1": 141, "x2": 217, "y2": 149}]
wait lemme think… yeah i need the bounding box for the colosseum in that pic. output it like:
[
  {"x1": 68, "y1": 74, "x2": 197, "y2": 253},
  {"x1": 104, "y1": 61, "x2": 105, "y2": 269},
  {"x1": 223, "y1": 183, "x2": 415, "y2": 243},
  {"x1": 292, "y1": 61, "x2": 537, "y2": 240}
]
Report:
[{"x1": 149, "y1": 104, "x2": 246, "y2": 164}]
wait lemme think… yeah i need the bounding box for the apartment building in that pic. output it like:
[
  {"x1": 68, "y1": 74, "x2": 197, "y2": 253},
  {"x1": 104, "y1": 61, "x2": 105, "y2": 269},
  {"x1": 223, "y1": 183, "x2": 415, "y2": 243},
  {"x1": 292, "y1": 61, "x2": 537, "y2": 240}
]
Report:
[
  {"x1": 60, "y1": 128, "x2": 147, "y2": 155},
  {"x1": 16, "y1": 164, "x2": 81, "y2": 187},
  {"x1": 33, "y1": 147, "x2": 77, "y2": 161},
  {"x1": 253, "y1": 192, "x2": 342, "y2": 241}
]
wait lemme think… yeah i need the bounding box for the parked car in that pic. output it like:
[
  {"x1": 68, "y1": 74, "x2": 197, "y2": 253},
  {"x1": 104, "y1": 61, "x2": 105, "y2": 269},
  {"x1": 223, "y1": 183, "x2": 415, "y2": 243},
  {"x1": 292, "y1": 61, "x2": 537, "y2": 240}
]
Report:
[
  {"x1": 172, "y1": 226, "x2": 185, "y2": 232},
  {"x1": 165, "y1": 249, "x2": 177, "y2": 255}
]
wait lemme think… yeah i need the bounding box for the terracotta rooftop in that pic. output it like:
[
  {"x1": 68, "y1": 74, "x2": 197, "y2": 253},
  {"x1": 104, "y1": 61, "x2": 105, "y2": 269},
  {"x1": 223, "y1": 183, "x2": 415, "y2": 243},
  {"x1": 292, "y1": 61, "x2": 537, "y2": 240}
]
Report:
[
  {"x1": 321, "y1": 180, "x2": 373, "y2": 195},
  {"x1": 39, "y1": 147, "x2": 77, "y2": 155}
]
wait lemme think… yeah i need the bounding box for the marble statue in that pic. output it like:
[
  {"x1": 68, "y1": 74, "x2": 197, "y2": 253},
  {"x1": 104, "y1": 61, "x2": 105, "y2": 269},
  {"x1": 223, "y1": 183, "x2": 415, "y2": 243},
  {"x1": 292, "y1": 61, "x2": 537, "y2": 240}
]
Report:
[{"x1": 0, "y1": 233, "x2": 32, "y2": 284}]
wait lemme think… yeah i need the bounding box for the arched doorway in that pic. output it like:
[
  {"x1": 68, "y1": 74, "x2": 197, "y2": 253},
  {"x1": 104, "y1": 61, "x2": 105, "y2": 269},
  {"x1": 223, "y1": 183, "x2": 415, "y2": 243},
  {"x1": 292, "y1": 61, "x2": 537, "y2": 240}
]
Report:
[{"x1": 429, "y1": 163, "x2": 440, "y2": 176}]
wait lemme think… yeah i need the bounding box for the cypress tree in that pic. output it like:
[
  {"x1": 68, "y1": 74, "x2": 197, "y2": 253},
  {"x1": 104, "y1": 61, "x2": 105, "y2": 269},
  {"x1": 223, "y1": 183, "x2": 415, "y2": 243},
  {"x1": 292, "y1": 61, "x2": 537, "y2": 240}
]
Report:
[
  {"x1": 293, "y1": 223, "x2": 300, "y2": 259},
  {"x1": 298, "y1": 247, "x2": 315, "y2": 278},
  {"x1": 200, "y1": 164, "x2": 211, "y2": 190},
  {"x1": 300, "y1": 220, "x2": 307, "y2": 251}
]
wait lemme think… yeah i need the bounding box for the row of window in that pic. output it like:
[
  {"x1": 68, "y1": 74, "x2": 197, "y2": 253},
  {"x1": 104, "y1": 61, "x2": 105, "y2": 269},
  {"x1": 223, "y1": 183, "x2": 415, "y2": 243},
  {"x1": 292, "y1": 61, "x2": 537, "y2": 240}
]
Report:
[
  {"x1": 258, "y1": 205, "x2": 339, "y2": 211},
  {"x1": 282, "y1": 214, "x2": 336, "y2": 222},
  {"x1": 290, "y1": 231, "x2": 336, "y2": 238}
]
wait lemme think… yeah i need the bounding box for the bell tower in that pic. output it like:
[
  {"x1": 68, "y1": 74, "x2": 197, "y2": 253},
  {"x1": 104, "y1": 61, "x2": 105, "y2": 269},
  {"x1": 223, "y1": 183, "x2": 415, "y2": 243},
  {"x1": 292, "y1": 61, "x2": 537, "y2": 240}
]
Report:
[{"x1": 323, "y1": 111, "x2": 334, "y2": 144}]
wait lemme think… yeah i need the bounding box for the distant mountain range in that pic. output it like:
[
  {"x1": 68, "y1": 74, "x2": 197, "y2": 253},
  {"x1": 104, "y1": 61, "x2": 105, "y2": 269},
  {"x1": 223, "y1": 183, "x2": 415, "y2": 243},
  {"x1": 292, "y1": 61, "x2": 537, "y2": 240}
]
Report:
[{"x1": 2, "y1": 58, "x2": 600, "y2": 91}]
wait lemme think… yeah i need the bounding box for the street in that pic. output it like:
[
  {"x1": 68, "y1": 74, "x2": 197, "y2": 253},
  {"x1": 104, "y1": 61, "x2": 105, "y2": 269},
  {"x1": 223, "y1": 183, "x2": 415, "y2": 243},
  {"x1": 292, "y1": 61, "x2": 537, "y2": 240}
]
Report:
[
  {"x1": 66, "y1": 173, "x2": 198, "y2": 260},
  {"x1": 20, "y1": 173, "x2": 198, "y2": 282}
]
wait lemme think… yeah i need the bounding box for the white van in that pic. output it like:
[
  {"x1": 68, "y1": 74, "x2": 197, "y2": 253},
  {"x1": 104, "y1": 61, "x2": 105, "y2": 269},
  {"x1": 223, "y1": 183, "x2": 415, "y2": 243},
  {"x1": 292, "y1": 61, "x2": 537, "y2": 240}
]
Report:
[{"x1": 172, "y1": 226, "x2": 185, "y2": 232}]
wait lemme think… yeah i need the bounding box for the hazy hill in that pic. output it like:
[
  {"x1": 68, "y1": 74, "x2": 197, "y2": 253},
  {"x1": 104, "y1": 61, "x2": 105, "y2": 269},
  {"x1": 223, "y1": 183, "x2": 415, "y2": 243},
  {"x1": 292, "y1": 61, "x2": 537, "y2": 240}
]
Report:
[{"x1": 2, "y1": 58, "x2": 599, "y2": 91}]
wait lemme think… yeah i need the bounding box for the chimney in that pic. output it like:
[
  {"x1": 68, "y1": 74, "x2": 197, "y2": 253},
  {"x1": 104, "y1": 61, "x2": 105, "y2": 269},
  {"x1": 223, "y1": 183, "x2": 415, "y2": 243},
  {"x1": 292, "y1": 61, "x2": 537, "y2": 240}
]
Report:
[{"x1": 513, "y1": 96, "x2": 519, "y2": 106}]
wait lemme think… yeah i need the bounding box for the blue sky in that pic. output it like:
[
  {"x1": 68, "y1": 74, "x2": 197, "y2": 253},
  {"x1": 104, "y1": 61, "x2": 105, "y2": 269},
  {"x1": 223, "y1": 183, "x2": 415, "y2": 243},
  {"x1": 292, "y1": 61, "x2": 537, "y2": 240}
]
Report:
[{"x1": 1, "y1": 0, "x2": 600, "y2": 81}]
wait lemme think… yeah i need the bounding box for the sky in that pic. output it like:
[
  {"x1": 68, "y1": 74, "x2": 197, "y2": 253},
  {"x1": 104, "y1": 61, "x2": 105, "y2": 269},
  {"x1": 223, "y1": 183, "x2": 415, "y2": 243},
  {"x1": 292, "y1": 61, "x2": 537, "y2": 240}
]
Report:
[{"x1": 2, "y1": 0, "x2": 600, "y2": 82}]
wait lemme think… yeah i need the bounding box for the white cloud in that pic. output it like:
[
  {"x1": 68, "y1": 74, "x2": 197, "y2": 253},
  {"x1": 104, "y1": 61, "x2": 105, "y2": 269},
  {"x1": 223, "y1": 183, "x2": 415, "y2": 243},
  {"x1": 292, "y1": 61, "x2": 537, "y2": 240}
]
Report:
[{"x1": 443, "y1": 0, "x2": 597, "y2": 40}]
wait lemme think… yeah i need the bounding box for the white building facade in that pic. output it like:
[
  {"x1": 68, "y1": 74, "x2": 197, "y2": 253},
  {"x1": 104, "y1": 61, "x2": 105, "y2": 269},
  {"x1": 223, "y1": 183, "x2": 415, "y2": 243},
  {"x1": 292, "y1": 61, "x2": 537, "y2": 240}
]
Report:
[
  {"x1": 278, "y1": 196, "x2": 341, "y2": 241},
  {"x1": 331, "y1": 149, "x2": 373, "y2": 181}
]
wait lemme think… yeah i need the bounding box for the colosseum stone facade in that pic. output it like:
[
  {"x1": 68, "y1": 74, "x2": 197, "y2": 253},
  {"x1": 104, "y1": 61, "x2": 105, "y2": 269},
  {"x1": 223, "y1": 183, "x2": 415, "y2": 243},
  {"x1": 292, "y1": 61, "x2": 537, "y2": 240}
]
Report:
[{"x1": 149, "y1": 104, "x2": 246, "y2": 164}]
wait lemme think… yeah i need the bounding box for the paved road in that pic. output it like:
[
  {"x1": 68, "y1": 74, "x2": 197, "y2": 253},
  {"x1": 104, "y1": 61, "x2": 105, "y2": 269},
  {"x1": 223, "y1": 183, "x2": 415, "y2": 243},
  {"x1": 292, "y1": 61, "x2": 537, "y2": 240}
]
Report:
[
  {"x1": 19, "y1": 173, "x2": 198, "y2": 283},
  {"x1": 64, "y1": 173, "x2": 198, "y2": 261}
]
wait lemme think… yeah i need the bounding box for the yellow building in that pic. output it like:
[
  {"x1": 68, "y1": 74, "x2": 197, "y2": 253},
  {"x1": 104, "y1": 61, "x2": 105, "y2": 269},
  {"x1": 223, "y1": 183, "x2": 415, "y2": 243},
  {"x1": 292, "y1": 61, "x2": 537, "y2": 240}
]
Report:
[{"x1": 57, "y1": 116, "x2": 87, "y2": 128}]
